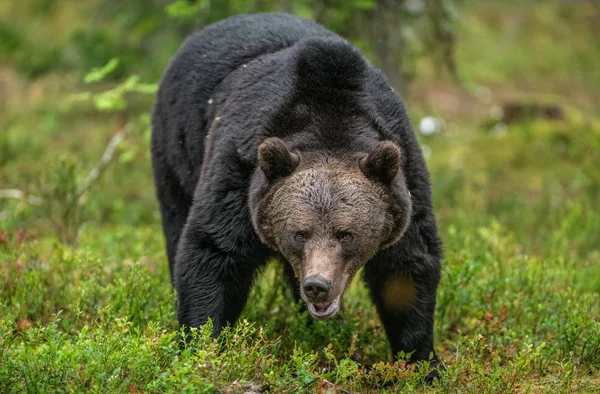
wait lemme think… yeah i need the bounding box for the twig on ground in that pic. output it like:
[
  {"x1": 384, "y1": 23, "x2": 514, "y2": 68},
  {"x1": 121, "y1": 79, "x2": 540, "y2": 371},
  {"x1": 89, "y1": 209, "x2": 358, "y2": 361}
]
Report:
[{"x1": 0, "y1": 189, "x2": 43, "y2": 206}]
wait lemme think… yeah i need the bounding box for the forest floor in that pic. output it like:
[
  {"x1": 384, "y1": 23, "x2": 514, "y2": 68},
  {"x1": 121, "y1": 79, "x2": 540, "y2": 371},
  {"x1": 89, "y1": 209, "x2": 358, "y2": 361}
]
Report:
[{"x1": 1, "y1": 1, "x2": 599, "y2": 393}]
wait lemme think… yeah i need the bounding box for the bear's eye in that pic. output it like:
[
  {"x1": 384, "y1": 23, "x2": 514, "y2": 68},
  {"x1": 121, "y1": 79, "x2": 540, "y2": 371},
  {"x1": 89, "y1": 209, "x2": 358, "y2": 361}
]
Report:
[
  {"x1": 338, "y1": 231, "x2": 354, "y2": 243},
  {"x1": 294, "y1": 231, "x2": 308, "y2": 244}
]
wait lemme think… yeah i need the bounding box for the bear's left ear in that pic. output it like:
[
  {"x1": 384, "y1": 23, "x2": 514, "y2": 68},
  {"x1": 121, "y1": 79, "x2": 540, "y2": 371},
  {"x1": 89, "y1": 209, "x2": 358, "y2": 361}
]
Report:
[
  {"x1": 258, "y1": 137, "x2": 300, "y2": 182},
  {"x1": 359, "y1": 141, "x2": 401, "y2": 184}
]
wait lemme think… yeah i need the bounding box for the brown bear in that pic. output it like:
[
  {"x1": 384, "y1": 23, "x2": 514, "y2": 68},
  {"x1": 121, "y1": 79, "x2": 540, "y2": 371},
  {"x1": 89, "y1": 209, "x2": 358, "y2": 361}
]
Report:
[
  {"x1": 151, "y1": 12, "x2": 443, "y2": 373},
  {"x1": 253, "y1": 138, "x2": 412, "y2": 318}
]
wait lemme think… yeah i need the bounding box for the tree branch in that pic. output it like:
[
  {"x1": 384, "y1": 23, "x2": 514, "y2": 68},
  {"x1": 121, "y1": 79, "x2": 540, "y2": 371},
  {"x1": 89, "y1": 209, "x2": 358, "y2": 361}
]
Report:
[
  {"x1": 76, "y1": 122, "x2": 133, "y2": 198},
  {"x1": 2, "y1": 122, "x2": 134, "y2": 209}
]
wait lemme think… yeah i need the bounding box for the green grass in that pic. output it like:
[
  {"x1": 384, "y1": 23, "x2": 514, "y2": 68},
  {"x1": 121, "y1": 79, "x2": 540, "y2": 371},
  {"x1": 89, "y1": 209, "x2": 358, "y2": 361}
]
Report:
[
  {"x1": 1, "y1": 158, "x2": 599, "y2": 392},
  {"x1": 1, "y1": 1, "x2": 600, "y2": 393}
]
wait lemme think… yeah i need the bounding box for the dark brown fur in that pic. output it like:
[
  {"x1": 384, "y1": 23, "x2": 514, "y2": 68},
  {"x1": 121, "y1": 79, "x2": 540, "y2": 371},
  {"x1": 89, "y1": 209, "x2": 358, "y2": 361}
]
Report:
[
  {"x1": 151, "y1": 13, "x2": 443, "y2": 379},
  {"x1": 254, "y1": 147, "x2": 412, "y2": 308}
]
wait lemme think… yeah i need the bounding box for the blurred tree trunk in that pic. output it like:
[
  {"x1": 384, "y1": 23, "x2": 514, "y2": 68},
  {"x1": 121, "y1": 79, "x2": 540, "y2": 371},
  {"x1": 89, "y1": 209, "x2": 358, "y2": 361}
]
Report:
[
  {"x1": 314, "y1": 0, "x2": 328, "y2": 24},
  {"x1": 373, "y1": 0, "x2": 405, "y2": 95},
  {"x1": 253, "y1": 0, "x2": 267, "y2": 12},
  {"x1": 425, "y1": 0, "x2": 460, "y2": 83},
  {"x1": 281, "y1": 0, "x2": 293, "y2": 13},
  {"x1": 208, "y1": 0, "x2": 230, "y2": 21}
]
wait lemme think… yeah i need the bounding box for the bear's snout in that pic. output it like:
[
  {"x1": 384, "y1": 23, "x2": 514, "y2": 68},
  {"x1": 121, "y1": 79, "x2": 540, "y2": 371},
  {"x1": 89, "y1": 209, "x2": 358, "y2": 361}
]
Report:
[{"x1": 302, "y1": 275, "x2": 331, "y2": 302}]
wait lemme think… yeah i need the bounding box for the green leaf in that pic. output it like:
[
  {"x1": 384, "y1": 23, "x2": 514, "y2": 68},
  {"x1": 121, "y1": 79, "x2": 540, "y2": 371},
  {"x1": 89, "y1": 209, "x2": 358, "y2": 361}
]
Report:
[
  {"x1": 84, "y1": 58, "x2": 120, "y2": 84},
  {"x1": 132, "y1": 82, "x2": 158, "y2": 95},
  {"x1": 93, "y1": 90, "x2": 126, "y2": 112},
  {"x1": 165, "y1": 0, "x2": 204, "y2": 20},
  {"x1": 119, "y1": 147, "x2": 136, "y2": 164},
  {"x1": 354, "y1": 0, "x2": 375, "y2": 10}
]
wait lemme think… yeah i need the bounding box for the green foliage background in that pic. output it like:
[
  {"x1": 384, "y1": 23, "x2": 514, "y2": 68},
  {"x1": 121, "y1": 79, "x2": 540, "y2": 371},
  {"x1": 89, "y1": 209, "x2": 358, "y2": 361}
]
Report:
[{"x1": 1, "y1": 0, "x2": 599, "y2": 392}]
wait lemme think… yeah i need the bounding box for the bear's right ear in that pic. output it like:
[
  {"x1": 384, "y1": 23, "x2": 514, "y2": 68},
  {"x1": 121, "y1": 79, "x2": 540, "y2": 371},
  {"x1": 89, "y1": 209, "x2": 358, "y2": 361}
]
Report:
[
  {"x1": 359, "y1": 141, "x2": 401, "y2": 184},
  {"x1": 258, "y1": 137, "x2": 300, "y2": 182}
]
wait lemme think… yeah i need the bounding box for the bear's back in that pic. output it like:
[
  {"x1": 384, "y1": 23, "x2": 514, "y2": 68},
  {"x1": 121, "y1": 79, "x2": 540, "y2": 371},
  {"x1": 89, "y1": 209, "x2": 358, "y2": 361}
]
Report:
[
  {"x1": 151, "y1": 13, "x2": 340, "y2": 194},
  {"x1": 156, "y1": 13, "x2": 338, "y2": 123}
]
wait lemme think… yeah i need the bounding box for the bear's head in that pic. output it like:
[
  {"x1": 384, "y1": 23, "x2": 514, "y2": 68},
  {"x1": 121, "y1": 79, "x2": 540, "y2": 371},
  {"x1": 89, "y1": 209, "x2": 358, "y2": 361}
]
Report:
[{"x1": 251, "y1": 137, "x2": 412, "y2": 319}]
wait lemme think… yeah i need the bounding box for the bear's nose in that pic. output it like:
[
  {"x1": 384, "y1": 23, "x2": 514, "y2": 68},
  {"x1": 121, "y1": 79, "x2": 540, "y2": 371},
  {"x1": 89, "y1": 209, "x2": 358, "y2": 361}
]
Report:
[{"x1": 302, "y1": 276, "x2": 331, "y2": 301}]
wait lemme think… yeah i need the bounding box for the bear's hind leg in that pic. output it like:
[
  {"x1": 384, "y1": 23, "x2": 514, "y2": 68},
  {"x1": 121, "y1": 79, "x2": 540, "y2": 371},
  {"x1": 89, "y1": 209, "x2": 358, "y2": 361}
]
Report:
[{"x1": 153, "y1": 165, "x2": 192, "y2": 286}]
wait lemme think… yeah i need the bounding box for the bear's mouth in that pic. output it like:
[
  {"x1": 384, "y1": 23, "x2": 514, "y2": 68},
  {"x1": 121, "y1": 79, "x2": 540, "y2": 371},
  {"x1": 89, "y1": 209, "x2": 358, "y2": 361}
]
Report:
[{"x1": 307, "y1": 296, "x2": 340, "y2": 319}]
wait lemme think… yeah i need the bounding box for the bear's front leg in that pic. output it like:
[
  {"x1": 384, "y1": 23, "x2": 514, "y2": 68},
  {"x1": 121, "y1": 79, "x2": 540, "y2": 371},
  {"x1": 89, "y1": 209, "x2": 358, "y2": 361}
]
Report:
[
  {"x1": 363, "y1": 230, "x2": 442, "y2": 378},
  {"x1": 174, "y1": 220, "x2": 261, "y2": 337}
]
